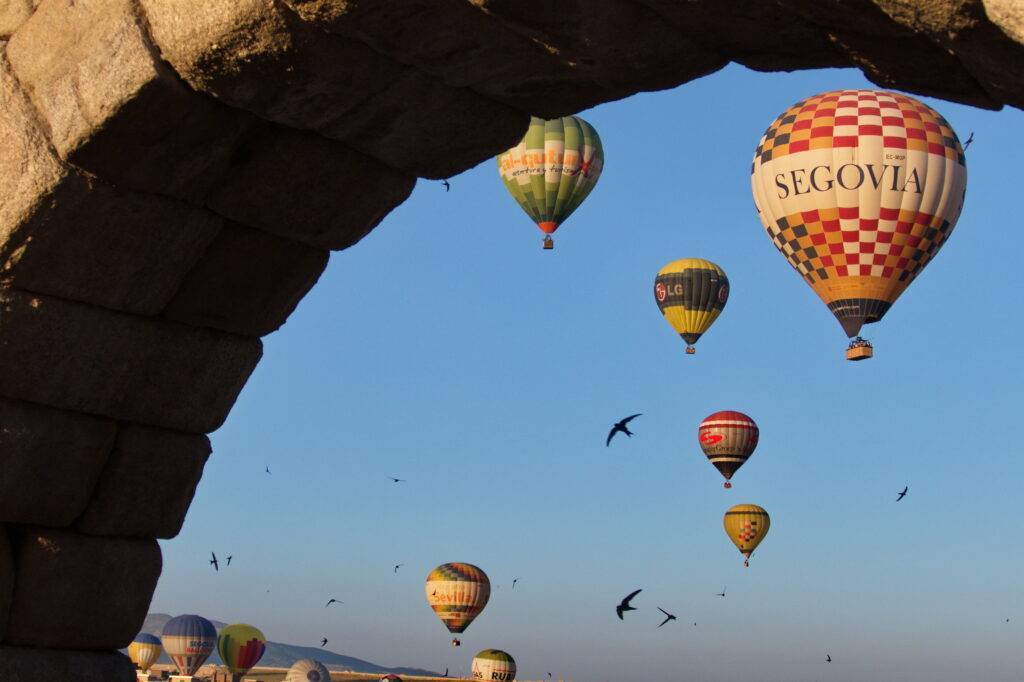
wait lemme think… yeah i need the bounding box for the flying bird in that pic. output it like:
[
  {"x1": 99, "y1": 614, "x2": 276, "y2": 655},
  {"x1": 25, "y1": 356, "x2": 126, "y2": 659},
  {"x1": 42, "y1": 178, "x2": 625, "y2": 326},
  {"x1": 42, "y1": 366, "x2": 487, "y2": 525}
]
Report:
[
  {"x1": 321, "y1": 637, "x2": 328, "y2": 647},
  {"x1": 265, "y1": 466, "x2": 271, "y2": 474},
  {"x1": 657, "y1": 607, "x2": 677, "y2": 628},
  {"x1": 226, "y1": 555, "x2": 232, "y2": 566},
  {"x1": 209, "y1": 552, "x2": 219, "y2": 571},
  {"x1": 897, "y1": 486, "x2": 908, "y2": 502},
  {"x1": 616, "y1": 589, "x2": 642, "y2": 620},
  {"x1": 512, "y1": 578, "x2": 519, "y2": 590},
  {"x1": 388, "y1": 477, "x2": 406, "y2": 483},
  {"x1": 964, "y1": 131, "x2": 974, "y2": 151},
  {"x1": 325, "y1": 599, "x2": 342, "y2": 608},
  {"x1": 826, "y1": 654, "x2": 832, "y2": 663},
  {"x1": 606, "y1": 414, "x2": 642, "y2": 446},
  {"x1": 716, "y1": 587, "x2": 726, "y2": 597},
  {"x1": 442, "y1": 179, "x2": 451, "y2": 192},
  {"x1": 394, "y1": 563, "x2": 404, "y2": 573}
]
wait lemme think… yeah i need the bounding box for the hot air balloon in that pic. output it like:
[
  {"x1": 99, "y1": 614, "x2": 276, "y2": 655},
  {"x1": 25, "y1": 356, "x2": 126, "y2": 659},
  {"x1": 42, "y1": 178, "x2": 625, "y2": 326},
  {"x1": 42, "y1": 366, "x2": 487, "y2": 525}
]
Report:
[
  {"x1": 497, "y1": 115, "x2": 604, "y2": 250},
  {"x1": 473, "y1": 649, "x2": 517, "y2": 681},
  {"x1": 425, "y1": 562, "x2": 491, "y2": 646},
  {"x1": 128, "y1": 633, "x2": 162, "y2": 673},
  {"x1": 161, "y1": 614, "x2": 217, "y2": 676},
  {"x1": 723, "y1": 504, "x2": 770, "y2": 567},
  {"x1": 698, "y1": 411, "x2": 759, "y2": 488},
  {"x1": 217, "y1": 623, "x2": 267, "y2": 680},
  {"x1": 285, "y1": 659, "x2": 331, "y2": 682},
  {"x1": 380, "y1": 675, "x2": 403, "y2": 682},
  {"x1": 654, "y1": 259, "x2": 729, "y2": 354},
  {"x1": 751, "y1": 89, "x2": 967, "y2": 360}
]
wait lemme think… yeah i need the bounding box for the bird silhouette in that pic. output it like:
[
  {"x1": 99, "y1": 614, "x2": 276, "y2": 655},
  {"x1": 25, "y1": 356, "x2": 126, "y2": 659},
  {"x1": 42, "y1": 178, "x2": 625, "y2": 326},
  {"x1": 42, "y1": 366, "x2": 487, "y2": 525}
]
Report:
[
  {"x1": 321, "y1": 637, "x2": 328, "y2": 647},
  {"x1": 607, "y1": 414, "x2": 642, "y2": 446},
  {"x1": 964, "y1": 132, "x2": 974, "y2": 151},
  {"x1": 512, "y1": 578, "x2": 519, "y2": 590},
  {"x1": 394, "y1": 563, "x2": 404, "y2": 573},
  {"x1": 897, "y1": 486, "x2": 908, "y2": 501},
  {"x1": 209, "y1": 552, "x2": 219, "y2": 571},
  {"x1": 389, "y1": 477, "x2": 406, "y2": 483},
  {"x1": 657, "y1": 607, "x2": 677, "y2": 628},
  {"x1": 1006, "y1": 618, "x2": 1011, "y2": 623},
  {"x1": 265, "y1": 466, "x2": 271, "y2": 474},
  {"x1": 826, "y1": 654, "x2": 832, "y2": 663},
  {"x1": 616, "y1": 589, "x2": 641, "y2": 619},
  {"x1": 716, "y1": 587, "x2": 726, "y2": 597},
  {"x1": 325, "y1": 599, "x2": 342, "y2": 608},
  {"x1": 442, "y1": 179, "x2": 451, "y2": 192},
  {"x1": 226, "y1": 555, "x2": 232, "y2": 566}
]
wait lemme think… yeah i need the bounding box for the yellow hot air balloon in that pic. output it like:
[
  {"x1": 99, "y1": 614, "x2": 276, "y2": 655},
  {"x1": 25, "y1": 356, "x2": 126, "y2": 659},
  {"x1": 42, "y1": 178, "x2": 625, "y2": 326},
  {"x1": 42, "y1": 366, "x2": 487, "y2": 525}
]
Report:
[
  {"x1": 751, "y1": 89, "x2": 967, "y2": 360},
  {"x1": 128, "y1": 633, "x2": 162, "y2": 673},
  {"x1": 217, "y1": 623, "x2": 267, "y2": 680},
  {"x1": 497, "y1": 116, "x2": 604, "y2": 250},
  {"x1": 654, "y1": 259, "x2": 729, "y2": 354},
  {"x1": 723, "y1": 504, "x2": 770, "y2": 567},
  {"x1": 425, "y1": 563, "x2": 490, "y2": 646}
]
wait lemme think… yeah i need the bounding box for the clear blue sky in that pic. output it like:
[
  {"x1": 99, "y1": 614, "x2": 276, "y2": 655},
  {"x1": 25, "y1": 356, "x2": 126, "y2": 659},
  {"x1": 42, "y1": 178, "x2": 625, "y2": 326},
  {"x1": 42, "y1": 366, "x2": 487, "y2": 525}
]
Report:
[{"x1": 151, "y1": 63, "x2": 1024, "y2": 682}]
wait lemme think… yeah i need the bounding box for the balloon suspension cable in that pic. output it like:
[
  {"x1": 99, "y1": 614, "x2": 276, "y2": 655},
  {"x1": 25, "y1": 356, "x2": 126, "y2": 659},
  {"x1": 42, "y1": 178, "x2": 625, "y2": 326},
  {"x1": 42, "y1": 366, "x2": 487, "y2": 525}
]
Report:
[
  {"x1": 724, "y1": 481, "x2": 732, "y2": 489},
  {"x1": 542, "y1": 236, "x2": 554, "y2": 250}
]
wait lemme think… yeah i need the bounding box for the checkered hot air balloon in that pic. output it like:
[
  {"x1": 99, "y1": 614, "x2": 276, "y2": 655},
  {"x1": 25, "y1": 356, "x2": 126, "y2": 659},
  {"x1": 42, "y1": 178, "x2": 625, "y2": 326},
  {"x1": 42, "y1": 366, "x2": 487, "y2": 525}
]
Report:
[
  {"x1": 161, "y1": 614, "x2": 217, "y2": 676},
  {"x1": 472, "y1": 649, "x2": 517, "y2": 681},
  {"x1": 496, "y1": 116, "x2": 604, "y2": 250},
  {"x1": 723, "y1": 504, "x2": 771, "y2": 567},
  {"x1": 751, "y1": 89, "x2": 967, "y2": 361},
  {"x1": 654, "y1": 259, "x2": 730, "y2": 355},
  {"x1": 425, "y1": 563, "x2": 490, "y2": 646},
  {"x1": 698, "y1": 411, "x2": 759, "y2": 488},
  {"x1": 127, "y1": 632, "x2": 162, "y2": 673},
  {"x1": 217, "y1": 623, "x2": 266, "y2": 679}
]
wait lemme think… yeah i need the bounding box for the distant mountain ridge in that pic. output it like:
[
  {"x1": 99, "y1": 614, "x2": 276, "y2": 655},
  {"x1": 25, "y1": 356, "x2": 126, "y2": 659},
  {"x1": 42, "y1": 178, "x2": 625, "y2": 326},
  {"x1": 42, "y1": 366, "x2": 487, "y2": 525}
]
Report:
[{"x1": 139, "y1": 614, "x2": 438, "y2": 676}]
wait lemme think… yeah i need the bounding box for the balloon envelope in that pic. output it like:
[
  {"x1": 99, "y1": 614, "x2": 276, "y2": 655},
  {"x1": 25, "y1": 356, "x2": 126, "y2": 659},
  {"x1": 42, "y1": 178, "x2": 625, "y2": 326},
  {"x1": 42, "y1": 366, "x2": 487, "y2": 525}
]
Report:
[
  {"x1": 698, "y1": 411, "x2": 759, "y2": 485},
  {"x1": 751, "y1": 89, "x2": 967, "y2": 344},
  {"x1": 497, "y1": 116, "x2": 604, "y2": 245},
  {"x1": 161, "y1": 614, "x2": 217, "y2": 676},
  {"x1": 425, "y1": 563, "x2": 491, "y2": 634},
  {"x1": 217, "y1": 623, "x2": 266, "y2": 676},
  {"x1": 723, "y1": 504, "x2": 771, "y2": 563},
  {"x1": 654, "y1": 259, "x2": 729, "y2": 352},
  {"x1": 380, "y1": 675, "x2": 403, "y2": 682},
  {"x1": 473, "y1": 649, "x2": 517, "y2": 681},
  {"x1": 285, "y1": 659, "x2": 331, "y2": 682},
  {"x1": 127, "y1": 633, "x2": 162, "y2": 672}
]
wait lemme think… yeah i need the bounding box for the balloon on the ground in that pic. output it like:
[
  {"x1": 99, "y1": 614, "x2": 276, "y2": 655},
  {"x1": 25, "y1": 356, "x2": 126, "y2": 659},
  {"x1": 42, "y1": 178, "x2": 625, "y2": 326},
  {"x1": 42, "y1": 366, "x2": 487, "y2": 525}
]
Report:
[
  {"x1": 217, "y1": 623, "x2": 267, "y2": 677},
  {"x1": 473, "y1": 649, "x2": 517, "y2": 681},
  {"x1": 654, "y1": 259, "x2": 729, "y2": 354},
  {"x1": 497, "y1": 115, "x2": 604, "y2": 249},
  {"x1": 425, "y1": 562, "x2": 491, "y2": 641},
  {"x1": 285, "y1": 659, "x2": 331, "y2": 682},
  {"x1": 698, "y1": 411, "x2": 759, "y2": 488},
  {"x1": 751, "y1": 89, "x2": 967, "y2": 359},
  {"x1": 723, "y1": 504, "x2": 771, "y2": 566},
  {"x1": 127, "y1": 633, "x2": 162, "y2": 672},
  {"x1": 380, "y1": 675, "x2": 403, "y2": 682},
  {"x1": 161, "y1": 614, "x2": 217, "y2": 676}
]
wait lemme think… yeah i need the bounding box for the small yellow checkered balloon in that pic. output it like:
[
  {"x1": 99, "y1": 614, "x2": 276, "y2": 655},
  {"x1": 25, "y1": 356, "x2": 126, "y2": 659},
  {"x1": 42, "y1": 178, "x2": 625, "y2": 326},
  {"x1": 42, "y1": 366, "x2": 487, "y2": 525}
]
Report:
[{"x1": 723, "y1": 504, "x2": 770, "y2": 566}]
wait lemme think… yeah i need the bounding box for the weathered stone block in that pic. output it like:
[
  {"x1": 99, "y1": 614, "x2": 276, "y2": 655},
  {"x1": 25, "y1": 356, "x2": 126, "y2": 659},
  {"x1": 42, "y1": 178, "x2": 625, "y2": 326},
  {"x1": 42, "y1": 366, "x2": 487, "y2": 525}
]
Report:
[
  {"x1": 0, "y1": 0, "x2": 37, "y2": 38},
  {"x1": 0, "y1": 54, "x2": 223, "y2": 313},
  {"x1": 76, "y1": 425, "x2": 211, "y2": 539},
  {"x1": 7, "y1": 0, "x2": 255, "y2": 200},
  {"x1": 5, "y1": 529, "x2": 160, "y2": 650},
  {"x1": 0, "y1": 526, "x2": 12, "y2": 641},
  {"x1": 140, "y1": 0, "x2": 526, "y2": 177},
  {"x1": 0, "y1": 646, "x2": 134, "y2": 682},
  {"x1": 163, "y1": 221, "x2": 328, "y2": 337},
  {"x1": 205, "y1": 127, "x2": 415, "y2": 250},
  {"x1": 0, "y1": 289, "x2": 262, "y2": 433},
  {"x1": 0, "y1": 398, "x2": 116, "y2": 527}
]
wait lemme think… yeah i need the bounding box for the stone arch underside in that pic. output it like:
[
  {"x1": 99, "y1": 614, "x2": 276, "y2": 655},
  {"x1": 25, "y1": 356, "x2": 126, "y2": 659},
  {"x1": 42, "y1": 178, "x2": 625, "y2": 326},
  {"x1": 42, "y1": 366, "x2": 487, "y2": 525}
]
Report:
[{"x1": 0, "y1": 1, "x2": 1020, "y2": 679}]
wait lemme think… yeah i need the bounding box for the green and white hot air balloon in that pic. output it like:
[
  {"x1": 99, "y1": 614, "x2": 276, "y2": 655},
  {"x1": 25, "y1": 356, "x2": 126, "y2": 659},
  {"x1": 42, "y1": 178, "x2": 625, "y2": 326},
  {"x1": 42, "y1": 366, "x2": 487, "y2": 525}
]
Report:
[
  {"x1": 497, "y1": 116, "x2": 604, "y2": 250},
  {"x1": 472, "y1": 649, "x2": 516, "y2": 681}
]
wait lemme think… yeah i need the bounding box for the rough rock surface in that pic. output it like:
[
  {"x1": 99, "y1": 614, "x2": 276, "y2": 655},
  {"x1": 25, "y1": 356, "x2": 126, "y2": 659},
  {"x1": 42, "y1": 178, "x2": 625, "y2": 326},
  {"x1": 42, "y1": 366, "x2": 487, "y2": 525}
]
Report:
[
  {"x1": 76, "y1": 426, "x2": 212, "y2": 539},
  {"x1": 4, "y1": 529, "x2": 160, "y2": 649},
  {"x1": 0, "y1": 646, "x2": 135, "y2": 682},
  {"x1": 0, "y1": 398, "x2": 116, "y2": 527},
  {"x1": 0, "y1": 0, "x2": 1022, "y2": 673}
]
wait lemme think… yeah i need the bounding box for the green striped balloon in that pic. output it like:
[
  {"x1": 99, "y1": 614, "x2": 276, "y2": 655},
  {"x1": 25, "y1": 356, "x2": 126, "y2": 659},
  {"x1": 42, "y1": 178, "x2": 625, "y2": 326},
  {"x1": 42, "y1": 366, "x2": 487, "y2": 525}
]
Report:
[{"x1": 497, "y1": 116, "x2": 604, "y2": 248}]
